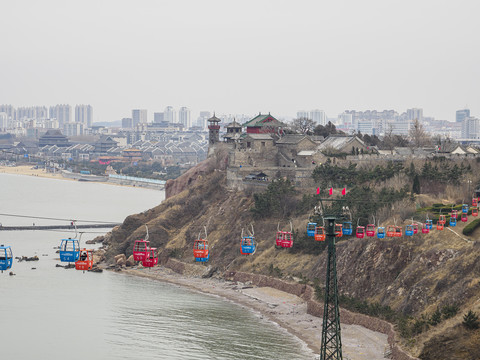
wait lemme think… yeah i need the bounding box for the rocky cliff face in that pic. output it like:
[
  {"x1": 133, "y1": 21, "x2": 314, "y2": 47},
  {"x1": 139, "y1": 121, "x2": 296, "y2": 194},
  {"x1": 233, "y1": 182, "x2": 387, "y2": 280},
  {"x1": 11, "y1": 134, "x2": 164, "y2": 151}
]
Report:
[{"x1": 97, "y1": 160, "x2": 480, "y2": 359}]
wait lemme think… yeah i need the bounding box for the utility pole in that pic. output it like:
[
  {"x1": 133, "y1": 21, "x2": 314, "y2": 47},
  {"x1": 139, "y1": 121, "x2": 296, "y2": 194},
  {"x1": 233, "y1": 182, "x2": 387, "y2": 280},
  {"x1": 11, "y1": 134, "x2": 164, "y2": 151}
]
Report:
[{"x1": 320, "y1": 216, "x2": 343, "y2": 360}]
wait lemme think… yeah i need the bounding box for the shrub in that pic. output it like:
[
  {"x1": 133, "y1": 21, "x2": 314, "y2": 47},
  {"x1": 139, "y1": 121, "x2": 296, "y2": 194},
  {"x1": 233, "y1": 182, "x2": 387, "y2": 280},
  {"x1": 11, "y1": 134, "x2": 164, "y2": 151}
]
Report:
[
  {"x1": 442, "y1": 304, "x2": 459, "y2": 319},
  {"x1": 463, "y1": 310, "x2": 479, "y2": 330},
  {"x1": 429, "y1": 308, "x2": 442, "y2": 326},
  {"x1": 463, "y1": 219, "x2": 480, "y2": 236}
]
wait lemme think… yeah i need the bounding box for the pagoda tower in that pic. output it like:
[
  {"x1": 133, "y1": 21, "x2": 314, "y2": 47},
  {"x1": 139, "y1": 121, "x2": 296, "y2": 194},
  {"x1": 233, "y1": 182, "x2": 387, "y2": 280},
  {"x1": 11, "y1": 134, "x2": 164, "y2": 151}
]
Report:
[{"x1": 207, "y1": 113, "x2": 221, "y2": 146}]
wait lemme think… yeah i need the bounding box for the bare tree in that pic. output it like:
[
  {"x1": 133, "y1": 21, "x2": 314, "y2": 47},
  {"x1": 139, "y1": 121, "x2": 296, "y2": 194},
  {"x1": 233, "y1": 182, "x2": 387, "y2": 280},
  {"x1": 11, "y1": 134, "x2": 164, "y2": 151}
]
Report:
[
  {"x1": 291, "y1": 117, "x2": 315, "y2": 134},
  {"x1": 409, "y1": 118, "x2": 431, "y2": 148}
]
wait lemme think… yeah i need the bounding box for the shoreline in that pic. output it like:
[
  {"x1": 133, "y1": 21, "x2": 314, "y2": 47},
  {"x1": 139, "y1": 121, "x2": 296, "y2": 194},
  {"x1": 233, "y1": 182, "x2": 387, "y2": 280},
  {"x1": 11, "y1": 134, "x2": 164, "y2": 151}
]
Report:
[
  {"x1": 121, "y1": 265, "x2": 390, "y2": 360},
  {"x1": 0, "y1": 165, "x2": 143, "y2": 189}
]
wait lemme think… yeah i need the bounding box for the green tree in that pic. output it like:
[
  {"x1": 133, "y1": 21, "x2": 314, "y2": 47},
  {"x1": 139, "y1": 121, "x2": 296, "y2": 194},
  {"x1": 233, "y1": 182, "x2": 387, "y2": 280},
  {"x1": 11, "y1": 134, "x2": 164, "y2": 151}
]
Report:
[
  {"x1": 412, "y1": 174, "x2": 421, "y2": 194},
  {"x1": 463, "y1": 310, "x2": 479, "y2": 330}
]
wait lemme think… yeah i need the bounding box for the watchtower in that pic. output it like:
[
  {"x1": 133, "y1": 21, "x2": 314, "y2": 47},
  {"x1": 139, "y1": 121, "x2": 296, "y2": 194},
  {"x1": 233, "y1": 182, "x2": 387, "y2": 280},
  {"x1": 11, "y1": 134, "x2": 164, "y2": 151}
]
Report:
[{"x1": 208, "y1": 113, "x2": 221, "y2": 146}]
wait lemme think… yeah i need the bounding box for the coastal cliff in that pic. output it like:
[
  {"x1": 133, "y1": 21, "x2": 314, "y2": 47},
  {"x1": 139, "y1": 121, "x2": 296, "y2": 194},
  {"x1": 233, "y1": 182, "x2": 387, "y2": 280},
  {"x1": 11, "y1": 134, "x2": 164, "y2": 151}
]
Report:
[{"x1": 97, "y1": 155, "x2": 480, "y2": 360}]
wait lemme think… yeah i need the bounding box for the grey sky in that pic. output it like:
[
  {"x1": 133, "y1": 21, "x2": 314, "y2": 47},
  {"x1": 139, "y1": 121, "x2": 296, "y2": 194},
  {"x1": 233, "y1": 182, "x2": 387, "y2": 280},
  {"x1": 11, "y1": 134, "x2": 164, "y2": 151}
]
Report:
[{"x1": 1, "y1": 0, "x2": 479, "y2": 122}]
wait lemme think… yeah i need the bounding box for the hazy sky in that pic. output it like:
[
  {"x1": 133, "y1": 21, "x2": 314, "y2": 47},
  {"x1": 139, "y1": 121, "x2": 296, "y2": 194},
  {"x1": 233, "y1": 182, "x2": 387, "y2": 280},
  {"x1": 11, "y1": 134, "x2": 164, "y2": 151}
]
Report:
[{"x1": 1, "y1": 0, "x2": 479, "y2": 122}]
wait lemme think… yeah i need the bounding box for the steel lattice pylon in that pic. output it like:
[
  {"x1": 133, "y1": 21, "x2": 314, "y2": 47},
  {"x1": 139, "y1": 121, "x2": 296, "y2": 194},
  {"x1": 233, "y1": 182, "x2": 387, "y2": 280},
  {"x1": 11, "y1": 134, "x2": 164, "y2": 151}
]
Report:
[{"x1": 320, "y1": 216, "x2": 343, "y2": 360}]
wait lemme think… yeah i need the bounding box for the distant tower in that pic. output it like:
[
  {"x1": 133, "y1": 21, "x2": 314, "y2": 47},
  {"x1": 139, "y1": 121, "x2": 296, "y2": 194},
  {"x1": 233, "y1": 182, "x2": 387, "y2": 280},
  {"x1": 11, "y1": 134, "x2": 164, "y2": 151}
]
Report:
[{"x1": 208, "y1": 113, "x2": 221, "y2": 146}]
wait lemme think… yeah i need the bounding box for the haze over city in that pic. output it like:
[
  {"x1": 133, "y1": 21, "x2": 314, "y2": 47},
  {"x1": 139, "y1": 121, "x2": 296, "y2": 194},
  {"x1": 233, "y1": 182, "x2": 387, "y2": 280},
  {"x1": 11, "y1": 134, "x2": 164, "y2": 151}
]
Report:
[{"x1": 1, "y1": 0, "x2": 479, "y2": 123}]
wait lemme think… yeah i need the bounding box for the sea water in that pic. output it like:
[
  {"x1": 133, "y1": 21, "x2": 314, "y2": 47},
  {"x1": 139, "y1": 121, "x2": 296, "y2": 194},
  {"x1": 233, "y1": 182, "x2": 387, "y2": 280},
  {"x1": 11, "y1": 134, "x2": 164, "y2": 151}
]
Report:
[{"x1": 0, "y1": 173, "x2": 313, "y2": 359}]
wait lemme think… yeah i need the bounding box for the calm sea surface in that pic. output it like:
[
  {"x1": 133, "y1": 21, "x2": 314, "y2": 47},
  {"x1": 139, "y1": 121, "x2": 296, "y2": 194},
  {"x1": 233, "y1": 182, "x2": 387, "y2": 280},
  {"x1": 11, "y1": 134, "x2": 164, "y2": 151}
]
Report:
[{"x1": 0, "y1": 173, "x2": 313, "y2": 360}]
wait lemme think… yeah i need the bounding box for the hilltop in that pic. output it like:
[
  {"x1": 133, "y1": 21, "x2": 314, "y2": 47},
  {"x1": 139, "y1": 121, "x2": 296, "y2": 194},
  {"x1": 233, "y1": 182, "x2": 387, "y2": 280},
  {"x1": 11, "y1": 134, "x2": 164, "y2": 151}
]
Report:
[{"x1": 97, "y1": 150, "x2": 480, "y2": 359}]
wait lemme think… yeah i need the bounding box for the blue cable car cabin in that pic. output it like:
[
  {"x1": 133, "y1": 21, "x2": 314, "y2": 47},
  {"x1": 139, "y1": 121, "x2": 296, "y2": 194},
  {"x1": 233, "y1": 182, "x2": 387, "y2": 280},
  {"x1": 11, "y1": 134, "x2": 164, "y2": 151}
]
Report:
[
  {"x1": 342, "y1": 221, "x2": 353, "y2": 236},
  {"x1": 449, "y1": 216, "x2": 457, "y2": 227},
  {"x1": 377, "y1": 227, "x2": 385, "y2": 239},
  {"x1": 306, "y1": 222, "x2": 317, "y2": 237},
  {"x1": 462, "y1": 204, "x2": 469, "y2": 214},
  {"x1": 426, "y1": 219, "x2": 433, "y2": 230},
  {"x1": 240, "y1": 236, "x2": 256, "y2": 255},
  {"x1": 405, "y1": 225, "x2": 414, "y2": 236},
  {"x1": 0, "y1": 245, "x2": 13, "y2": 272},
  {"x1": 59, "y1": 238, "x2": 80, "y2": 262}
]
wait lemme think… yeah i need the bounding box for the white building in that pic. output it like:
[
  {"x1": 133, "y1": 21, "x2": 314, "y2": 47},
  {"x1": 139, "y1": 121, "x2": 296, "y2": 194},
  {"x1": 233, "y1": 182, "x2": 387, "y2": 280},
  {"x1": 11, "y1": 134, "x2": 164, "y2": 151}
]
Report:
[
  {"x1": 407, "y1": 108, "x2": 423, "y2": 122},
  {"x1": 132, "y1": 109, "x2": 147, "y2": 127},
  {"x1": 75, "y1": 105, "x2": 93, "y2": 128},
  {"x1": 164, "y1": 106, "x2": 176, "y2": 123},
  {"x1": 296, "y1": 110, "x2": 309, "y2": 119},
  {"x1": 310, "y1": 109, "x2": 326, "y2": 125},
  {"x1": 178, "y1": 107, "x2": 191, "y2": 129},
  {"x1": 49, "y1": 104, "x2": 71, "y2": 128},
  {"x1": 0, "y1": 112, "x2": 7, "y2": 130},
  {"x1": 461, "y1": 117, "x2": 479, "y2": 139},
  {"x1": 197, "y1": 111, "x2": 211, "y2": 129},
  {"x1": 64, "y1": 122, "x2": 84, "y2": 136}
]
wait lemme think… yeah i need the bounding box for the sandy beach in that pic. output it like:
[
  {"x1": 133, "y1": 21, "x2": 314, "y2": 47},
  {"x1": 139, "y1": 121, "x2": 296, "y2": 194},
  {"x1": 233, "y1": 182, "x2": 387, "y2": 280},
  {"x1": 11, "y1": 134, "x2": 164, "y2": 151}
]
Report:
[
  {"x1": 0, "y1": 165, "x2": 109, "y2": 183},
  {"x1": 124, "y1": 266, "x2": 390, "y2": 360}
]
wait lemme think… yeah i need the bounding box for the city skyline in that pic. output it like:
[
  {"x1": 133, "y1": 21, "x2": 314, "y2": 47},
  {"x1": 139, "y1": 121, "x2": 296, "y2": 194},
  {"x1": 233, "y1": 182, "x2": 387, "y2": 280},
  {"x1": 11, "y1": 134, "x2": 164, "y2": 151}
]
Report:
[{"x1": 1, "y1": 1, "x2": 479, "y2": 123}]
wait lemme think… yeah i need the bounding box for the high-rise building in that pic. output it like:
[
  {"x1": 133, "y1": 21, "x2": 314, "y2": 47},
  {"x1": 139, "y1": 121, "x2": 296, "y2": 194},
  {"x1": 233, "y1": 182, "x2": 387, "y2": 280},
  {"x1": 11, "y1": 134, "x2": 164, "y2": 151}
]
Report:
[
  {"x1": 338, "y1": 112, "x2": 353, "y2": 126},
  {"x1": 296, "y1": 110, "x2": 309, "y2": 119},
  {"x1": 15, "y1": 106, "x2": 48, "y2": 120},
  {"x1": 50, "y1": 104, "x2": 72, "y2": 128},
  {"x1": 456, "y1": 109, "x2": 470, "y2": 123},
  {"x1": 164, "y1": 106, "x2": 176, "y2": 123},
  {"x1": 310, "y1": 109, "x2": 326, "y2": 125},
  {"x1": 75, "y1": 105, "x2": 93, "y2": 127},
  {"x1": 63, "y1": 122, "x2": 84, "y2": 137},
  {"x1": 0, "y1": 112, "x2": 7, "y2": 130},
  {"x1": 0, "y1": 105, "x2": 14, "y2": 119},
  {"x1": 461, "y1": 117, "x2": 479, "y2": 139},
  {"x1": 154, "y1": 112, "x2": 164, "y2": 123},
  {"x1": 407, "y1": 108, "x2": 423, "y2": 122},
  {"x1": 178, "y1": 107, "x2": 191, "y2": 129},
  {"x1": 122, "y1": 118, "x2": 133, "y2": 128},
  {"x1": 197, "y1": 111, "x2": 211, "y2": 129},
  {"x1": 132, "y1": 109, "x2": 147, "y2": 127}
]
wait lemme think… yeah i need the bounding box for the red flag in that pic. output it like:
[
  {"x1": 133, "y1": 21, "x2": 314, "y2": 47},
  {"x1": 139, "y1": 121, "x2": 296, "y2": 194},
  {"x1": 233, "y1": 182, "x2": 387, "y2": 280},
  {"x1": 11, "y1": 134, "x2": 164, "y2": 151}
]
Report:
[
  {"x1": 316, "y1": 187, "x2": 320, "y2": 195},
  {"x1": 342, "y1": 187, "x2": 346, "y2": 196},
  {"x1": 329, "y1": 187, "x2": 333, "y2": 195}
]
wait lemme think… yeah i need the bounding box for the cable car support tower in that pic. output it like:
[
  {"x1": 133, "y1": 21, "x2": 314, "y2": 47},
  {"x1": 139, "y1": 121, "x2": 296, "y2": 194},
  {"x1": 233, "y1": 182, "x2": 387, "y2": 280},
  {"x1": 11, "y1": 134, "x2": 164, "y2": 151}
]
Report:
[{"x1": 315, "y1": 198, "x2": 347, "y2": 360}]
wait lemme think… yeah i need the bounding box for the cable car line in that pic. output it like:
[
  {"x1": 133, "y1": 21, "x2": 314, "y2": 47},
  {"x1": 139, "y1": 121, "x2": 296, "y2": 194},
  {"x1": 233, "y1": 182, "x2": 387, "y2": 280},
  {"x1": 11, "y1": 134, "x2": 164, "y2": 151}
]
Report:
[{"x1": 0, "y1": 212, "x2": 121, "y2": 224}]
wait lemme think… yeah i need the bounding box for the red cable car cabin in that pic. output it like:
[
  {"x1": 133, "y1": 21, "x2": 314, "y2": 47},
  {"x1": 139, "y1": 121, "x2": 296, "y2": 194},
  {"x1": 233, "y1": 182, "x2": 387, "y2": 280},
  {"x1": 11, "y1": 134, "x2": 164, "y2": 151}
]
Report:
[
  {"x1": 386, "y1": 225, "x2": 396, "y2": 237},
  {"x1": 314, "y1": 226, "x2": 326, "y2": 242},
  {"x1": 193, "y1": 239, "x2": 209, "y2": 262},
  {"x1": 461, "y1": 213, "x2": 468, "y2": 222},
  {"x1": 334, "y1": 224, "x2": 343, "y2": 238},
  {"x1": 394, "y1": 226, "x2": 402, "y2": 237},
  {"x1": 133, "y1": 240, "x2": 150, "y2": 261},
  {"x1": 142, "y1": 248, "x2": 158, "y2": 267},
  {"x1": 75, "y1": 249, "x2": 94, "y2": 271},
  {"x1": 472, "y1": 208, "x2": 478, "y2": 217},
  {"x1": 473, "y1": 198, "x2": 478, "y2": 207},
  {"x1": 356, "y1": 226, "x2": 365, "y2": 239},
  {"x1": 412, "y1": 224, "x2": 418, "y2": 234},
  {"x1": 421, "y1": 223, "x2": 430, "y2": 234},
  {"x1": 438, "y1": 215, "x2": 446, "y2": 225},
  {"x1": 437, "y1": 222, "x2": 444, "y2": 230},
  {"x1": 366, "y1": 224, "x2": 375, "y2": 237},
  {"x1": 281, "y1": 231, "x2": 293, "y2": 248}
]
